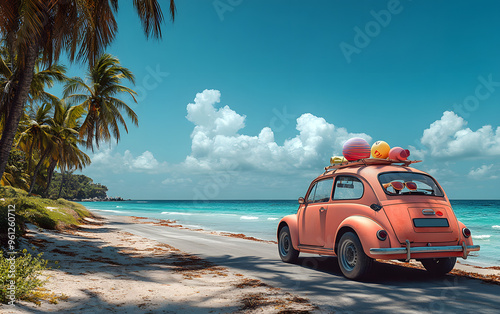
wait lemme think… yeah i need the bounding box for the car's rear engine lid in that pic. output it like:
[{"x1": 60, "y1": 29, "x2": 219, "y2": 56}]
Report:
[{"x1": 383, "y1": 204, "x2": 460, "y2": 244}]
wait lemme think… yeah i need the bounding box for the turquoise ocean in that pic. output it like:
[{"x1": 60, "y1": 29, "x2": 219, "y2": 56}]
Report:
[{"x1": 79, "y1": 200, "x2": 500, "y2": 267}]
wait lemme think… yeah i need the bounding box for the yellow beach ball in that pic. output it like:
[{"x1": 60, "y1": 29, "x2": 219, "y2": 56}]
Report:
[{"x1": 371, "y1": 141, "x2": 390, "y2": 159}]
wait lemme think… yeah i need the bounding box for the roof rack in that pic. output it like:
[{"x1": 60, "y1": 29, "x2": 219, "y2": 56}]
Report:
[{"x1": 324, "y1": 158, "x2": 422, "y2": 172}]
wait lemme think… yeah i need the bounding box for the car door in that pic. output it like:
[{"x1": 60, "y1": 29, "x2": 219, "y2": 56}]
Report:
[
  {"x1": 326, "y1": 176, "x2": 365, "y2": 239},
  {"x1": 299, "y1": 178, "x2": 333, "y2": 247}
]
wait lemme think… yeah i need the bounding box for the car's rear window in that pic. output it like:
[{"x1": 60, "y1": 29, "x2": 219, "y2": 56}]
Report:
[{"x1": 378, "y1": 172, "x2": 444, "y2": 197}]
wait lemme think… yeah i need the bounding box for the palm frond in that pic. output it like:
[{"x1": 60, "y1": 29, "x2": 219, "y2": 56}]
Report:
[
  {"x1": 0, "y1": 54, "x2": 12, "y2": 78},
  {"x1": 133, "y1": 0, "x2": 165, "y2": 39}
]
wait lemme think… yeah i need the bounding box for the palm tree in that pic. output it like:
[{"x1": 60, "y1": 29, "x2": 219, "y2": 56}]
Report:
[
  {"x1": 16, "y1": 103, "x2": 55, "y2": 193},
  {"x1": 17, "y1": 98, "x2": 89, "y2": 194},
  {"x1": 45, "y1": 100, "x2": 90, "y2": 197},
  {"x1": 16, "y1": 103, "x2": 53, "y2": 174},
  {"x1": 0, "y1": 148, "x2": 29, "y2": 190},
  {"x1": 64, "y1": 54, "x2": 138, "y2": 150},
  {"x1": 1, "y1": 41, "x2": 67, "y2": 188},
  {"x1": 1, "y1": 43, "x2": 67, "y2": 122},
  {"x1": 0, "y1": 0, "x2": 176, "y2": 180}
]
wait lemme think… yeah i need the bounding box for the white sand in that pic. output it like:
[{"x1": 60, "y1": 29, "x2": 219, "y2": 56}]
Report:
[{"x1": 1, "y1": 218, "x2": 318, "y2": 313}]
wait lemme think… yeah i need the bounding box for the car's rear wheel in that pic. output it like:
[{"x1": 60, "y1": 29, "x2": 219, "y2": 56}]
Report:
[
  {"x1": 421, "y1": 257, "x2": 456, "y2": 276},
  {"x1": 338, "y1": 232, "x2": 372, "y2": 280},
  {"x1": 278, "y1": 226, "x2": 299, "y2": 263}
]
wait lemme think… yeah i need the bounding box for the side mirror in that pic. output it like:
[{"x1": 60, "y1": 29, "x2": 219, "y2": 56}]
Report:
[{"x1": 298, "y1": 197, "x2": 305, "y2": 204}]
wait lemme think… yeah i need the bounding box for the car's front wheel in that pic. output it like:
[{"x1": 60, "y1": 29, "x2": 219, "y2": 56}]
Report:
[
  {"x1": 338, "y1": 232, "x2": 373, "y2": 280},
  {"x1": 278, "y1": 226, "x2": 299, "y2": 263},
  {"x1": 420, "y1": 257, "x2": 456, "y2": 276}
]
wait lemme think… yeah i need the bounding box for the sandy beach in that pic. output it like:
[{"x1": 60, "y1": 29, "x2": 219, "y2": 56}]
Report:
[
  {"x1": 0, "y1": 216, "x2": 318, "y2": 313},
  {"x1": 2, "y1": 213, "x2": 500, "y2": 313}
]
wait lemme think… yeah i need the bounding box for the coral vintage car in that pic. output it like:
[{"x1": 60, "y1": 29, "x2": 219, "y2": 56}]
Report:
[{"x1": 277, "y1": 158, "x2": 480, "y2": 280}]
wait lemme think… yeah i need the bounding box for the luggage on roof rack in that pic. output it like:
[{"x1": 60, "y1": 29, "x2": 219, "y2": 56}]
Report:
[{"x1": 324, "y1": 158, "x2": 422, "y2": 172}]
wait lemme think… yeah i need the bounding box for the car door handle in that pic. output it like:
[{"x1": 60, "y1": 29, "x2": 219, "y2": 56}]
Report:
[{"x1": 320, "y1": 207, "x2": 327, "y2": 212}]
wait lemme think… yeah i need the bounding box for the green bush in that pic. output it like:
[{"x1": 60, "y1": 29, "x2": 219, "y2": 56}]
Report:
[
  {"x1": 36, "y1": 173, "x2": 108, "y2": 200},
  {"x1": 1, "y1": 187, "x2": 93, "y2": 248},
  {"x1": 0, "y1": 250, "x2": 49, "y2": 304},
  {"x1": 0, "y1": 204, "x2": 26, "y2": 249}
]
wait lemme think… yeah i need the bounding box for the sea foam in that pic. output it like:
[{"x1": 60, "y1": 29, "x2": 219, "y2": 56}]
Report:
[
  {"x1": 493, "y1": 225, "x2": 500, "y2": 230},
  {"x1": 472, "y1": 235, "x2": 491, "y2": 240},
  {"x1": 240, "y1": 216, "x2": 259, "y2": 220},
  {"x1": 161, "y1": 211, "x2": 192, "y2": 216},
  {"x1": 94, "y1": 209, "x2": 123, "y2": 213}
]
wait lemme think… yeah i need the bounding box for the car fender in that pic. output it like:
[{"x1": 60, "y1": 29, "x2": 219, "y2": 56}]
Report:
[
  {"x1": 457, "y1": 220, "x2": 475, "y2": 247},
  {"x1": 335, "y1": 215, "x2": 391, "y2": 257},
  {"x1": 278, "y1": 214, "x2": 299, "y2": 250}
]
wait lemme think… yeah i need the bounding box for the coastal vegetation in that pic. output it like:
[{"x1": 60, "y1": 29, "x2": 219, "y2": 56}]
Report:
[
  {"x1": 0, "y1": 186, "x2": 92, "y2": 304},
  {"x1": 0, "y1": 0, "x2": 176, "y2": 198},
  {"x1": 1, "y1": 43, "x2": 140, "y2": 196},
  {"x1": 37, "y1": 173, "x2": 108, "y2": 200},
  {"x1": 0, "y1": 0, "x2": 176, "y2": 195},
  {"x1": 0, "y1": 249, "x2": 51, "y2": 304},
  {"x1": 64, "y1": 53, "x2": 139, "y2": 151},
  {"x1": 0, "y1": 187, "x2": 93, "y2": 245},
  {"x1": 0, "y1": 1, "x2": 176, "y2": 305},
  {"x1": 0, "y1": 0, "x2": 176, "y2": 181}
]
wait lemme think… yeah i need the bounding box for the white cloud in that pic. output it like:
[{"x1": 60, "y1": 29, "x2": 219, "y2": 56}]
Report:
[
  {"x1": 88, "y1": 148, "x2": 165, "y2": 173},
  {"x1": 124, "y1": 151, "x2": 159, "y2": 170},
  {"x1": 407, "y1": 145, "x2": 426, "y2": 160},
  {"x1": 421, "y1": 111, "x2": 500, "y2": 158},
  {"x1": 468, "y1": 165, "x2": 498, "y2": 180},
  {"x1": 182, "y1": 89, "x2": 371, "y2": 172}
]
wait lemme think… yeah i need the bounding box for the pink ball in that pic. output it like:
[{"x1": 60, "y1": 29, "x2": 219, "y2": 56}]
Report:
[
  {"x1": 343, "y1": 138, "x2": 371, "y2": 161},
  {"x1": 389, "y1": 147, "x2": 410, "y2": 161}
]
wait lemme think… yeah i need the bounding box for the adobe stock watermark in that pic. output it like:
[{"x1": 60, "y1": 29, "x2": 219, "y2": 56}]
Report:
[
  {"x1": 192, "y1": 160, "x2": 240, "y2": 203},
  {"x1": 340, "y1": 0, "x2": 411, "y2": 64},
  {"x1": 132, "y1": 65, "x2": 170, "y2": 104},
  {"x1": 213, "y1": 0, "x2": 243, "y2": 21},
  {"x1": 192, "y1": 106, "x2": 294, "y2": 202},
  {"x1": 5, "y1": 204, "x2": 17, "y2": 306},
  {"x1": 270, "y1": 106, "x2": 295, "y2": 133},
  {"x1": 405, "y1": 73, "x2": 496, "y2": 162},
  {"x1": 420, "y1": 275, "x2": 461, "y2": 313},
  {"x1": 453, "y1": 74, "x2": 499, "y2": 118}
]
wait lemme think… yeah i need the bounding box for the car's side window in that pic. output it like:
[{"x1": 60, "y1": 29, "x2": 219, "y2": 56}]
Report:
[
  {"x1": 306, "y1": 183, "x2": 317, "y2": 203},
  {"x1": 333, "y1": 176, "x2": 364, "y2": 200},
  {"x1": 308, "y1": 178, "x2": 334, "y2": 203}
]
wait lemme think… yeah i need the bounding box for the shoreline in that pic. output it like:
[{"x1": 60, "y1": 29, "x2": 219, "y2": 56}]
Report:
[
  {"x1": 3, "y1": 211, "x2": 500, "y2": 313},
  {"x1": 82, "y1": 200, "x2": 500, "y2": 268},
  {"x1": 119, "y1": 213, "x2": 500, "y2": 278},
  {"x1": 129, "y1": 216, "x2": 278, "y2": 244},
  {"x1": 1, "y1": 216, "x2": 318, "y2": 313}
]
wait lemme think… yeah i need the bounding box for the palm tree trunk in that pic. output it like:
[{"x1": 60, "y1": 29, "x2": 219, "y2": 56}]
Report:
[
  {"x1": 43, "y1": 158, "x2": 58, "y2": 197},
  {"x1": 0, "y1": 43, "x2": 39, "y2": 180},
  {"x1": 28, "y1": 148, "x2": 50, "y2": 194},
  {"x1": 58, "y1": 169, "x2": 65, "y2": 199},
  {"x1": 27, "y1": 140, "x2": 35, "y2": 173}
]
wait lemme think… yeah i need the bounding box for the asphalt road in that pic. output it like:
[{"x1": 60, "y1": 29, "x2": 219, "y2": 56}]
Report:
[{"x1": 104, "y1": 215, "x2": 500, "y2": 313}]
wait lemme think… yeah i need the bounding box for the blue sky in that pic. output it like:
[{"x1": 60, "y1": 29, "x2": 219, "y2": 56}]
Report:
[{"x1": 54, "y1": 0, "x2": 500, "y2": 200}]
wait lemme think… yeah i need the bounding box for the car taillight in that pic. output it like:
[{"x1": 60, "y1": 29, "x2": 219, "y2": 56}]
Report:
[
  {"x1": 462, "y1": 228, "x2": 471, "y2": 238},
  {"x1": 377, "y1": 230, "x2": 387, "y2": 241}
]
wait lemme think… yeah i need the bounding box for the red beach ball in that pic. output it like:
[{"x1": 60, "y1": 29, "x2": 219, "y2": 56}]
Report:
[{"x1": 342, "y1": 138, "x2": 371, "y2": 161}]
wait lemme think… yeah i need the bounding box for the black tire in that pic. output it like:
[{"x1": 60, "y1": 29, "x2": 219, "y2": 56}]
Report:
[
  {"x1": 337, "y1": 232, "x2": 373, "y2": 280},
  {"x1": 421, "y1": 257, "x2": 456, "y2": 276},
  {"x1": 278, "y1": 226, "x2": 299, "y2": 263}
]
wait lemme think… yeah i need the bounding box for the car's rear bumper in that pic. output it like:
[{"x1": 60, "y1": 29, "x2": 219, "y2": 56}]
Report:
[{"x1": 370, "y1": 240, "x2": 480, "y2": 261}]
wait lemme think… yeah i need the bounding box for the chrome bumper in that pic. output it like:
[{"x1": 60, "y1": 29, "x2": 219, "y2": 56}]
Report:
[{"x1": 370, "y1": 240, "x2": 480, "y2": 261}]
